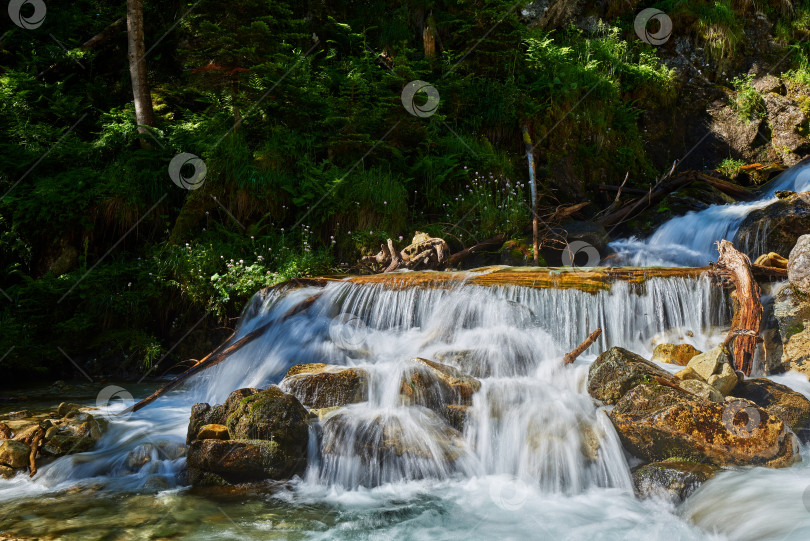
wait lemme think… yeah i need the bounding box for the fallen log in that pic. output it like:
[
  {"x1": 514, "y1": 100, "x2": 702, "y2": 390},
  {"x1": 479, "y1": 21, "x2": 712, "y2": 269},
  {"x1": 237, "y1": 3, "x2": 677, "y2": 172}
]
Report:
[
  {"x1": 698, "y1": 174, "x2": 755, "y2": 201},
  {"x1": 563, "y1": 328, "x2": 602, "y2": 364},
  {"x1": 445, "y1": 234, "x2": 506, "y2": 267},
  {"x1": 599, "y1": 168, "x2": 696, "y2": 230},
  {"x1": 712, "y1": 240, "x2": 763, "y2": 376},
  {"x1": 124, "y1": 280, "x2": 332, "y2": 414},
  {"x1": 751, "y1": 264, "x2": 788, "y2": 280}
]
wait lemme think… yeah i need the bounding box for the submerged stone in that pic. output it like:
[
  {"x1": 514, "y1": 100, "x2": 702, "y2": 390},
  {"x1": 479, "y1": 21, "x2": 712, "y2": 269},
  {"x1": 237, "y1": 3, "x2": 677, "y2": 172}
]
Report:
[
  {"x1": 400, "y1": 358, "x2": 481, "y2": 411},
  {"x1": 632, "y1": 460, "x2": 718, "y2": 504}
]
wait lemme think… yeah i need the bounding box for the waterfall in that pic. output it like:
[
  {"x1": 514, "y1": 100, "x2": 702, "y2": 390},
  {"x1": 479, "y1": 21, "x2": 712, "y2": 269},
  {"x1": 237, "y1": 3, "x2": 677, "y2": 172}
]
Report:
[
  {"x1": 176, "y1": 274, "x2": 728, "y2": 491},
  {"x1": 609, "y1": 159, "x2": 810, "y2": 266}
]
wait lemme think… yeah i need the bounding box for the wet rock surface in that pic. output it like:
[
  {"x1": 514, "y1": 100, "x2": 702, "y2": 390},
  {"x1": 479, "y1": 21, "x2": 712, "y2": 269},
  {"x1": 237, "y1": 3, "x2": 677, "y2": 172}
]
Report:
[
  {"x1": 279, "y1": 363, "x2": 369, "y2": 409},
  {"x1": 789, "y1": 234, "x2": 810, "y2": 295},
  {"x1": 587, "y1": 347, "x2": 676, "y2": 405},
  {"x1": 610, "y1": 384, "x2": 799, "y2": 468},
  {"x1": 735, "y1": 192, "x2": 810, "y2": 258},
  {"x1": 588, "y1": 347, "x2": 801, "y2": 471},
  {"x1": 632, "y1": 460, "x2": 718, "y2": 504},
  {"x1": 186, "y1": 386, "x2": 310, "y2": 486},
  {"x1": 730, "y1": 378, "x2": 810, "y2": 439}
]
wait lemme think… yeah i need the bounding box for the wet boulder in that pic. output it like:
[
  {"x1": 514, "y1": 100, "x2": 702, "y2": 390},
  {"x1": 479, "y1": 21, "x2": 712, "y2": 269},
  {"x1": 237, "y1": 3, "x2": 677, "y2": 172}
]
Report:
[
  {"x1": 319, "y1": 408, "x2": 469, "y2": 487},
  {"x1": 186, "y1": 386, "x2": 310, "y2": 486},
  {"x1": 730, "y1": 379, "x2": 810, "y2": 439},
  {"x1": 651, "y1": 343, "x2": 701, "y2": 366},
  {"x1": 187, "y1": 439, "x2": 306, "y2": 485},
  {"x1": 788, "y1": 234, "x2": 810, "y2": 295},
  {"x1": 225, "y1": 386, "x2": 309, "y2": 445},
  {"x1": 0, "y1": 440, "x2": 30, "y2": 469},
  {"x1": 41, "y1": 412, "x2": 106, "y2": 456},
  {"x1": 610, "y1": 384, "x2": 799, "y2": 468},
  {"x1": 632, "y1": 460, "x2": 718, "y2": 504},
  {"x1": 587, "y1": 347, "x2": 676, "y2": 405},
  {"x1": 279, "y1": 363, "x2": 369, "y2": 408},
  {"x1": 400, "y1": 358, "x2": 481, "y2": 411},
  {"x1": 187, "y1": 403, "x2": 226, "y2": 444},
  {"x1": 734, "y1": 192, "x2": 810, "y2": 257}
]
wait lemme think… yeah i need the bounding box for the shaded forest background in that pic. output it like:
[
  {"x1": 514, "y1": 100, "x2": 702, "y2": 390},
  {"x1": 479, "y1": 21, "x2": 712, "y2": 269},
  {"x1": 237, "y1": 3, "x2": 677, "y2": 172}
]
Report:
[{"x1": 1, "y1": 0, "x2": 808, "y2": 382}]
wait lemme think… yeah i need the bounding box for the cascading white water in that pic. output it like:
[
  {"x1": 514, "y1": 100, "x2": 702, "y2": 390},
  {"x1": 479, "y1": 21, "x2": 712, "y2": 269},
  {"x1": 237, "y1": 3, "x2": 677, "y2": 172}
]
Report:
[
  {"x1": 4, "y1": 274, "x2": 810, "y2": 539},
  {"x1": 609, "y1": 159, "x2": 810, "y2": 266}
]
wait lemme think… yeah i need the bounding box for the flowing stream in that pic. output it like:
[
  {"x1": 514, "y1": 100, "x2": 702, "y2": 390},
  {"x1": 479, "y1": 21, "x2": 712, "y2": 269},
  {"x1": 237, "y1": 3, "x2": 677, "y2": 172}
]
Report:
[
  {"x1": 2, "y1": 161, "x2": 810, "y2": 539},
  {"x1": 609, "y1": 159, "x2": 810, "y2": 266}
]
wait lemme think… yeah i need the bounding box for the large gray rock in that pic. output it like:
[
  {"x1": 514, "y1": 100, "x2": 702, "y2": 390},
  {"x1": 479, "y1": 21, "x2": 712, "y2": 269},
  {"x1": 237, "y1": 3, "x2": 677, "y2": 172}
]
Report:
[
  {"x1": 788, "y1": 234, "x2": 810, "y2": 295},
  {"x1": 734, "y1": 192, "x2": 810, "y2": 258},
  {"x1": 587, "y1": 347, "x2": 675, "y2": 405}
]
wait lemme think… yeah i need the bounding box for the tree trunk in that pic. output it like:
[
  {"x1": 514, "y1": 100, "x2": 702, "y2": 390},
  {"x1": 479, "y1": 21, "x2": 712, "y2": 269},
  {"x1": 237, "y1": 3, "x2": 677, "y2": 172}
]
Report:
[{"x1": 127, "y1": 0, "x2": 156, "y2": 147}]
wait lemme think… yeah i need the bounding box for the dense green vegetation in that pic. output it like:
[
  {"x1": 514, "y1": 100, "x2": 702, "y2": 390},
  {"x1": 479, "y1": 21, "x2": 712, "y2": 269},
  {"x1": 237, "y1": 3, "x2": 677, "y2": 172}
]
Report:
[{"x1": 1, "y1": 0, "x2": 808, "y2": 382}]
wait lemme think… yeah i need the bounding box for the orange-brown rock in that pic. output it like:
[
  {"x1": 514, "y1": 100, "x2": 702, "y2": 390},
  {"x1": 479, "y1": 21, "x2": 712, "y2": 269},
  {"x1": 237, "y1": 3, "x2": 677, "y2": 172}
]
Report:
[{"x1": 610, "y1": 384, "x2": 799, "y2": 468}]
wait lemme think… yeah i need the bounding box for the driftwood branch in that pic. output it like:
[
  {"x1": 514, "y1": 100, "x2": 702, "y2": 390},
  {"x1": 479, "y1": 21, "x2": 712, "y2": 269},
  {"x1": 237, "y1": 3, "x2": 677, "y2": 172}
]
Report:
[
  {"x1": 124, "y1": 281, "x2": 332, "y2": 414},
  {"x1": 28, "y1": 427, "x2": 44, "y2": 478},
  {"x1": 563, "y1": 328, "x2": 602, "y2": 364},
  {"x1": 712, "y1": 240, "x2": 763, "y2": 376},
  {"x1": 361, "y1": 233, "x2": 449, "y2": 273},
  {"x1": 445, "y1": 234, "x2": 506, "y2": 267}
]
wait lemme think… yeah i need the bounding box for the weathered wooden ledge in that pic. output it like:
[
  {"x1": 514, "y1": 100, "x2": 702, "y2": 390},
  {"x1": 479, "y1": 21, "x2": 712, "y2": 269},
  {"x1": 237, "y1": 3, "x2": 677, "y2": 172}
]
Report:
[{"x1": 342, "y1": 266, "x2": 714, "y2": 293}]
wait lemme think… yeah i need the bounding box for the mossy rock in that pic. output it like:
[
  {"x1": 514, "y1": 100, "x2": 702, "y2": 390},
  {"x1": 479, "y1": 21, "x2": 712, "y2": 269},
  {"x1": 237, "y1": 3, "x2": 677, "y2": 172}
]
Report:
[
  {"x1": 186, "y1": 438, "x2": 306, "y2": 484},
  {"x1": 610, "y1": 384, "x2": 799, "y2": 468},
  {"x1": 225, "y1": 386, "x2": 309, "y2": 454},
  {"x1": 587, "y1": 347, "x2": 675, "y2": 404},
  {"x1": 279, "y1": 364, "x2": 369, "y2": 408},
  {"x1": 731, "y1": 378, "x2": 810, "y2": 440},
  {"x1": 187, "y1": 403, "x2": 226, "y2": 444}
]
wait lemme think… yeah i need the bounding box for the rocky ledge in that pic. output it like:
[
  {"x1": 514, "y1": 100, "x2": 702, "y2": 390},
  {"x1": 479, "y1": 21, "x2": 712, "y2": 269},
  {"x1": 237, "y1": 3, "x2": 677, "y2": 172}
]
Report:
[
  {"x1": 0, "y1": 402, "x2": 107, "y2": 479},
  {"x1": 588, "y1": 346, "x2": 810, "y2": 503}
]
